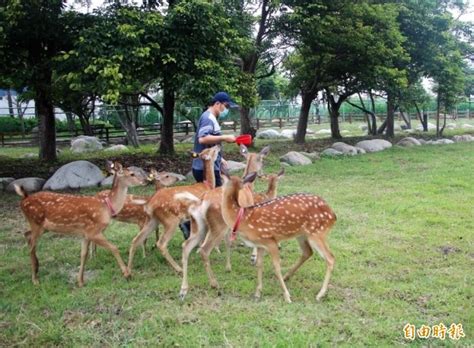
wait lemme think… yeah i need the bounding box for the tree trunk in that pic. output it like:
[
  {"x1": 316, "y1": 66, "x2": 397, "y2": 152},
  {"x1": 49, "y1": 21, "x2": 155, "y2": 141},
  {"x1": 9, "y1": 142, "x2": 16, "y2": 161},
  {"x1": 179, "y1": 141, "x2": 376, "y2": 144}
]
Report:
[
  {"x1": 7, "y1": 90, "x2": 15, "y2": 117},
  {"x1": 436, "y1": 94, "x2": 441, "y2": 137},
  {"x1": 294, "y1": 93, "x2": 314, "y2": 144},
  {"x1": 16, "y1": 102, "x2": 26, "y2": 138},
  {"x1": 77, "y1": 114, "x2": 93, "y2": 135},
  {"x1": 116, "y1": 105, "x2": 140, "y2": 148},
  {"x1": 36, "y1": 84, "x2": 56, "y2": 162},
  {"x1": 327, "y1": 94, "x2": 342, "y2": 139},
  {"x1": 159, "y1": 86, "x2": 175, "y2": 155},
  {"x1": 399, "y1": 110, "x2": 411, "y2": 129},
  {"x1": 240, "y1": 107, "x2": 256, "y2": 139},
  {"x1": 65, "y1": 112, "x2": 76, "y2": 133},
  {"x1": 386, "y1": 92, "x2": 395, "y2": 137}
]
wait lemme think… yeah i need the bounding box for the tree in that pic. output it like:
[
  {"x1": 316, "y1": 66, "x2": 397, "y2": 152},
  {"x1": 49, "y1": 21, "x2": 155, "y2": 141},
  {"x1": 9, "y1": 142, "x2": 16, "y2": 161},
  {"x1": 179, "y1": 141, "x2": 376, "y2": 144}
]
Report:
[
  {"x1": 0, "y1": 0, "x2": 68, "y2": 161},
  {"x1": 281, "y1": 0, "x2": 406, "y2": 142}
]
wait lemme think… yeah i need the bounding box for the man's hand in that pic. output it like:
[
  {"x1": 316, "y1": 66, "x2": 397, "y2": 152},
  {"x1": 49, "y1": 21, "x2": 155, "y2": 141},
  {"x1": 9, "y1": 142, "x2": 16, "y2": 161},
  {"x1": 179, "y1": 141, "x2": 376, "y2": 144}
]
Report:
[
  {"x1": 222, "y1": 135, "x2": 236, "y2": 143},
  {"x1": 221, "y1": 158, "x2": 228, "y2": 169}
]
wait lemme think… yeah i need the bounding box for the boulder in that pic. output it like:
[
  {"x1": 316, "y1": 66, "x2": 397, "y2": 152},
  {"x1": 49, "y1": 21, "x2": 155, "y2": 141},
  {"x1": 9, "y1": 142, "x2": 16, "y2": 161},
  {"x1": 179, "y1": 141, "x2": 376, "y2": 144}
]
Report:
[
  {"x1": 432, "y1": 139, "x2": 454, "y2": 145},
  {"x1": 453, "y1": 134, "x2": 474, "y2": 143},
  {"x1": 331, "y1": 142, "x2": 362, "y2": 155},
  {"x1": 256, "y1": 129, "x2": 281, "y2": 139},
  {"x1": 315, "y1": 129, "x2": 331, "y2": 135},
  {"x1": 306, "y1": 128, "x2": 315, "y2": 135},
  {"x1": 100, "y1": 176, "x2": 115, "y2": 188},
  {"x1": 396, "y1": 137, "x2": 422, "y2": 147},
  {"x1": 280, "y1": 152, "x2": 312, "y2": 166},
  {"x1": 462, "y1": 124, "x2": 474, "y2": 129},
  {"x1": 104, "y1": 145, "x2": 129, "y2": 152},
  {"x1": 280, "y1": 129, "x2": 296, "y2": 139},
  {"x1": 445, "y1": 123, "x2": 457, "y2": 129},
  {"x1": 7, "y1": 177, "x2": 45, "y2": 194},
  {"x1": 416, "y1": 122, "x2": 437, "y2": 131},
  {"x1": 0, "y1": 177, "x2": 15, "y2": 191},
  {"x1": 299, "y1": 152, "x2": 321, "y2": 160},
  {"x1": 22, "y1": 153, "x2": 37, "y2": 158},
  {"x1": 321, "y1": 148, "x2": 343, "y2": 157},
  {"x1": 43, "y1": 160, "x2": 105, "y2": 190},
  {"x1": 355, "y1": 139, "x2": 392, "y2": 153},
  {"x1": 225, "y1": 160, "x2": 247, "y2": 173},
  {"x1": 70, "y1": 136, "x2": 103, "y2": 153}
]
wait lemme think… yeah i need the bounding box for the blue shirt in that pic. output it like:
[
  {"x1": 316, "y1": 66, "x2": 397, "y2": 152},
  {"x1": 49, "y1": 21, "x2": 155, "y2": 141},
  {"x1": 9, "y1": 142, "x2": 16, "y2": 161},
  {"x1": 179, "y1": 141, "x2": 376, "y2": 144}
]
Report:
[{"x1": 192, "y1": 110, "x2": 222, "y2": 171}]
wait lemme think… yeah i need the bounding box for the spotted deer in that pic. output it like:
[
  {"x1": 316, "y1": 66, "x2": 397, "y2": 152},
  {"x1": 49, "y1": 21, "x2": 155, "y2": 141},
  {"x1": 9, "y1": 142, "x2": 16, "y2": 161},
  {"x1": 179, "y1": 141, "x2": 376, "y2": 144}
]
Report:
[
  {"x1": 126, "y1": 145, "x2": 221, "y2": 274},
  {"x1": 174, "y1": 146, "x2": 272, "y2": 300},
  {"x1": 94, "y1": 169, "x2": 179, "y2": 257},
  {"x1": 14, "y1": 161, "x2": 147, "y2": 287},
  {"x1": 220, "y1": 172, "x2": 336, "y2": 303}
]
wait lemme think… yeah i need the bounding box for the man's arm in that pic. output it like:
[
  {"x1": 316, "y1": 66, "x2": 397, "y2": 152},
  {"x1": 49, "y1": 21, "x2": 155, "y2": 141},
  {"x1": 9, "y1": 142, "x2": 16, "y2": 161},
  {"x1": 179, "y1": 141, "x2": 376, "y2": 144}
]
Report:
[{"x1": 199, "y1": 134, "x2": 236, "y2": 145}]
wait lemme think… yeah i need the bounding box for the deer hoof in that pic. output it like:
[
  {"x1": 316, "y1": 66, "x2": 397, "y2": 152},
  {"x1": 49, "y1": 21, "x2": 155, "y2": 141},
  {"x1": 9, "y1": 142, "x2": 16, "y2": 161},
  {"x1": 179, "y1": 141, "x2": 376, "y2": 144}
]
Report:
[
  {"x1": 250, "y1": 255, "x2": 257, "y2": 266},
  {"x1": 179, "y1": 289, "x2": 188, "y2": 301}
]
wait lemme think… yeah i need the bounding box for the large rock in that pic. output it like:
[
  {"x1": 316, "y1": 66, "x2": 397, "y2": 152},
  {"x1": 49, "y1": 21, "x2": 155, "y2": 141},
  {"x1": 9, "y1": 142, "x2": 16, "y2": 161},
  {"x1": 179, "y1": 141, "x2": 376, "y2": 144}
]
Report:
[
  {"x1": 299, "y1": 152, "x2": 320, "y2": 160},
  {"x1": 316, "y1": 129, "x2": 331, "y2": 135},
  {"x1": 462, "y1": 124, "x2": 474, "y2": 129},
  {"x1": 7, "y1": 177, "x2": 45, "y2": 194},
  {"x1": 256, "y1": 129, "x2": 281, "y2": 139},
  {"x1": 0, "y1": 177, "x2": 15, "y2": 191},
  {"x1": 416, "y1": 122, "x2": 437, "y2": 131},
  {"x1": 355, "y1": 139, "x2": 392, "y2": 153},
  {"x1": 321, "y1": 148, "x2": 343, "y2": 157},
  {"x1": 331, "y1": 142, "x2": 364, "y2": 155},
  {"x1": 423, "y1": 139, "x2": 455, "y2": 145},
  {"x1": 43, "y1": 160, "x2": 105, "y2": 190},
  {"x1": 280, "y1": 152, "x2": 312, "y2": 166},
  {"x1": 166, "y1": 172, "x2": 187, "y2": 181},
  {"x1": 280, "y1": 129, "x2": 296, "y2": 139},
  {"x1": 100, "y1": 176, "x2": 115, "y2": 188},
  {"x1": 104, "y1": 145, "x2": 129, "y2": 152},
  {"x1": 397, "y1": 137, "x2": 422, "y2": 147},
  {"x1": 127, "y1": 166, "x2": 147, "y2": 179},
  {"x1": 226, "y1": 161, "x2": 247, "y2": 173},
  {"x1": 453, "y1": 134, "x2": 474, "y2": 143},
  {"x1": 70, "y1": 136, "x2": 103, "y2": 153}
]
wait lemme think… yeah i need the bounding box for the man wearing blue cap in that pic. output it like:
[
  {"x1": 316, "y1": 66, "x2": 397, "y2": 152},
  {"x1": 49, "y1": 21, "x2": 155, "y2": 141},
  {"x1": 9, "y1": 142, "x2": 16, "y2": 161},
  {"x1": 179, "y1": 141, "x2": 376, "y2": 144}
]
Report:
[{"x1": 180, "y1": 92, "x2": 238, "y2": 239}]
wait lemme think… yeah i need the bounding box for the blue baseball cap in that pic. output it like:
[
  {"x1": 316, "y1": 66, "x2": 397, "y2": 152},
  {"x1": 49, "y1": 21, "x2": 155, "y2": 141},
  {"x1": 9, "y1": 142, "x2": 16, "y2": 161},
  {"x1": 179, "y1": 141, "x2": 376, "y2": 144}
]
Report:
[{"x1": 211, "y1": 92, "x2": 239, "y2": 108}]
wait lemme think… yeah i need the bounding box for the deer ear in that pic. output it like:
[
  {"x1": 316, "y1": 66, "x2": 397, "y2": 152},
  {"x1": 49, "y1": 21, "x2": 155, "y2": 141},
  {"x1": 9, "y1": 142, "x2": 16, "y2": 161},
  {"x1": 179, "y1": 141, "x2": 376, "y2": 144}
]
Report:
[
  {"x1": 243, "y1": 171, "x2": 258, "y2": 185},
  {"x1": 114, "y1": 161, "x2": 123, "y2": 173},
  {"x1": 259, "y1": 146, "x2": 270, "y2": 157},
  {"x1": 106, "y1": 160, "x2": 116, "y2": 174},
  {"x1": 240, "y1": 144, "x2": 249, "y2": 158}
]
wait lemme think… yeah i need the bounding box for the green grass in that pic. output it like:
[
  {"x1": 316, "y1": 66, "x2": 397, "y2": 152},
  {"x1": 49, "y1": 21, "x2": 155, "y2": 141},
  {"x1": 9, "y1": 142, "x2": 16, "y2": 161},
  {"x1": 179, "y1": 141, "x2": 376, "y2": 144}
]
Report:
[{"x1": 1, "y1": 141, "x2": 473, "y2": 346}]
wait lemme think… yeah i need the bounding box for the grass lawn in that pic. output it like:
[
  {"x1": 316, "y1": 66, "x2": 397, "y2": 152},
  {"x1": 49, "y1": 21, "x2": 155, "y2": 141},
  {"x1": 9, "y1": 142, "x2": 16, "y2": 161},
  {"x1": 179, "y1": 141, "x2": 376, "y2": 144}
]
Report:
[{"x1": 0, "y1": 140, "x2": 473, "y2": 346}]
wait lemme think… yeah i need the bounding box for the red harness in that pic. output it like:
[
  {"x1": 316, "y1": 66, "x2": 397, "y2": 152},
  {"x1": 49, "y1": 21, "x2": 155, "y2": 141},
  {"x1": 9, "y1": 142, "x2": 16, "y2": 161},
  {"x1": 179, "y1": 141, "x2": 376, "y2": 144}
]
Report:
[
  {"x1": 104, "y1": 197, "x2": 118, "y2": 217},
  {"x1": 230, "y1": 207, "x2": 245, "y2": 241}
]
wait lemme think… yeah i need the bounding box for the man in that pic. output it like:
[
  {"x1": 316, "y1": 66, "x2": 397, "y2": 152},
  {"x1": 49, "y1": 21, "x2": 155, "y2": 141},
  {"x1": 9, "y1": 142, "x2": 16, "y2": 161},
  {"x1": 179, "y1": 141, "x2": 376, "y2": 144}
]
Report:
[{"x1": 180, "y1": 92, "x2": 238, "y2": 239}]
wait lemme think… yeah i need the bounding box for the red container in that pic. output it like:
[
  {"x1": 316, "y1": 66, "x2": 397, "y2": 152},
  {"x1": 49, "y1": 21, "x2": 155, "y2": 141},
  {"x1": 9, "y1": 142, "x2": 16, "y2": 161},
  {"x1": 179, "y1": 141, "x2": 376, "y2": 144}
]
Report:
[{"x1": 235, "y1": 134, "x2": 252, "y2": 146}]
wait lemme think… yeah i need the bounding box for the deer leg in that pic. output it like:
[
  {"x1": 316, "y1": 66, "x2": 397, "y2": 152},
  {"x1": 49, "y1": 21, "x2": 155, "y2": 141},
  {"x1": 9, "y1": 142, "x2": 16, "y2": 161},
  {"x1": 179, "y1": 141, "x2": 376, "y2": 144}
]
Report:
[
  {"x1": 156, "y1": 221, "x2": 182, "y2": 274},
  {"x1": 267, "y1": 242, "x2": 292, "y2": 303},
  {"x1": 89, "y1": 243, "x2": 97, "y2": 259},
  {"x1": 78, "y1": 239, "x2": 91, "y2": 287},
  {"x1": 127, "y1": 218, "x2": 157, "y2": 274},
  {"x1": 224, "y1": 230, "x2": 232, "y2": 272},
  {"x1": 254, "y1": 247, "x2": 265, "y2": 300},
  {"x1": 90, "y1": 233, "x2": 130, "y2": 279},
  {"x1": 308, "y1": 237, "x2": 335, "y2": 301},
  {"x1": 250, "y1": 247, "x2": 258, "y2": 265},
  {"x1": 283, "y1": 236, "x2": 313, "y2": 281},
  {"x1": 25, "y1": 225, "x2": 42, "y2": 285},
  {"x1": 199, "y1": 223, "x2": 226, "y2": 289},
  {"x1": 179, "y1": 218, "x2": 206, "y2": 300}
]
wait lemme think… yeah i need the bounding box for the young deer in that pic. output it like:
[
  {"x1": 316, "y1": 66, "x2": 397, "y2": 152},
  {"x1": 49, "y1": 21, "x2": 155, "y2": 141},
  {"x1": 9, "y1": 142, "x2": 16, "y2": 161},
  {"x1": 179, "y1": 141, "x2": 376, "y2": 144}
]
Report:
[
  {"x1": 94, "y1": 169, "x2": 179, "y2": 257},
  {"x1": 126, "y1": 145, "x2": 220, "y2": 274},
  {"x1": 174, "y1": 146, "x2": 271, "y2": 300},
  {"x1": 14, "y1": 161, "x2": 147, "y2": 287},
  {"x1": 247, "y1": 168, "x2": 285, "y2": 264},
  {"x1": 220, "y1": 172, "x2": 336, "y2": 303}
]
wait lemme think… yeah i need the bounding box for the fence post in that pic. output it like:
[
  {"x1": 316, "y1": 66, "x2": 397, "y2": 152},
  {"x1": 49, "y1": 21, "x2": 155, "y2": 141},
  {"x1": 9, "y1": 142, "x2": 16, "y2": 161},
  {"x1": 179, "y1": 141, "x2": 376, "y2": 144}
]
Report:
[
  {"x1": 256, "y1": 118, "x2": 260, "y2": 129},
  {"x1": 233, "y1": 121, "x2": 237, "y2": 132},
  {"x1": 105, "y1": 128, "x2": 109, "y2": 143},
  {"x1": 185, "y1": 123, "x2": 189, "y2": 135},
  {"x1": 279, "y1": 118, "x2": 282, "y2": 129}
]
